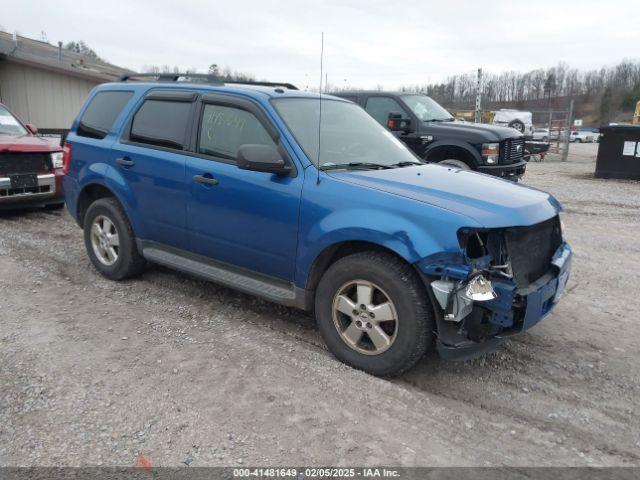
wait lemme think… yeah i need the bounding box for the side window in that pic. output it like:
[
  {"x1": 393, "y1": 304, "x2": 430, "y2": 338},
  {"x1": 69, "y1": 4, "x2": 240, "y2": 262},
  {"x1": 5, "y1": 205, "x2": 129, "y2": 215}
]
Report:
[
  {"x1": 198, "y1": 104, "x2": 275, "y2": 160},
  {"x1": 130, "y1": 100, "x2": 192, "y2": 149},
  {"x1": 365, "y1": 97, "x2": 408, "y2": 126},
  {"x1": 78, "y1": 91, "x2": 133, "y2": 139}
]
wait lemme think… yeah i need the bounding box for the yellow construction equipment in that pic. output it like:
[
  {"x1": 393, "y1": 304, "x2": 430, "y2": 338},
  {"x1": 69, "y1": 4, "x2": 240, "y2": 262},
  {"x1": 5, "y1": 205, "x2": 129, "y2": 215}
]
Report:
[{"x1": 451, "y1": 110, "x2": 496, "y2": 123}]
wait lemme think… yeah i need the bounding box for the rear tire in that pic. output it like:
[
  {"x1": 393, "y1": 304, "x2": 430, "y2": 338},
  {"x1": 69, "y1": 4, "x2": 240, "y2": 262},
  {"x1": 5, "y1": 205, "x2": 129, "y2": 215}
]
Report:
[
  {"x1": 438, "y1": 159, "x2": 469, "y2": 170},
  {"x1": 315, "y1": 251, "x2": 433, "y2": 377},
  {"x1": 83, "y1": 197, "x2": 145, "y2": 280}
]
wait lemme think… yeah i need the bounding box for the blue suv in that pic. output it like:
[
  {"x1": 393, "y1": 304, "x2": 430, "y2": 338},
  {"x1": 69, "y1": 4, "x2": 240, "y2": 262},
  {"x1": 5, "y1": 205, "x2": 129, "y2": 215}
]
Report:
[{"x1": 63, "y1": 74, "x2": 572, "y2": 377}]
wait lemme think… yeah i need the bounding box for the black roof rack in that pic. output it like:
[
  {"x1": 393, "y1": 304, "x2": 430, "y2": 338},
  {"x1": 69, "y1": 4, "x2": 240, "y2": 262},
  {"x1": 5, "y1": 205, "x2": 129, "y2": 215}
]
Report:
[
  {"x1": 225, "y1": 81, "x2": 298, "y2": 90},
  {"x1": 119, "y1": 73, "x2": 298, "y2": 90},
  {"x1": 119, "y1": 73, "x2": 223, "y2": 84}
]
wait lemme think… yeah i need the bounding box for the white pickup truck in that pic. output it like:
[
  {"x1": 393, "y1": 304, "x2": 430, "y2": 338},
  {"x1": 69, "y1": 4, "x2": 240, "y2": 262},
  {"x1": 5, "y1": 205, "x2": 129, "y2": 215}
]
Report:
[
  {"x1": 492, "y1": 109, "x2": 534, "y2": 137},
  {"x1": 569, "y1": 130, "x2": 596, "y2": 143}
]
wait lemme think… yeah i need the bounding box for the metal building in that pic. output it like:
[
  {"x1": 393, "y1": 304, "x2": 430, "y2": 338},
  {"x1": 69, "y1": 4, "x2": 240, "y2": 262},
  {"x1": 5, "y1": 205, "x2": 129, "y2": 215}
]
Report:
[{"x1": 0, "y1": 31, "x2": 129, "y2": 133}]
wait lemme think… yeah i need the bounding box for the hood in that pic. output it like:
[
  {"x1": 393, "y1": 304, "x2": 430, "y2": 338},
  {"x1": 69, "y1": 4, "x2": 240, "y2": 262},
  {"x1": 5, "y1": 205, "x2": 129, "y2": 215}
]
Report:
[
  {"x1": 418, "y1": 121, "x2": 521, "y2": 143},
  {"x1": 330, "y1": 164, "x2": 560, "y2": 228},
  {"x1": 0, "y1": 134, "x2": 61, "y2": 153}
]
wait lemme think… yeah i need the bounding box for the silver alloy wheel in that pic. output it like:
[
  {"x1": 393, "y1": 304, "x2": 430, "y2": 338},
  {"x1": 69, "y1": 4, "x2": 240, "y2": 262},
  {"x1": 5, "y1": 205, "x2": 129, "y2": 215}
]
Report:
[
  {"x1": 90, "y1": 215, "x2": 120, "y2": 266},
  {"x1": 332, "y1": 280, "x2": 398, "y2": 355},
  {"x1": 439, "y1": 159, "x2": 469, "y2": 170}
]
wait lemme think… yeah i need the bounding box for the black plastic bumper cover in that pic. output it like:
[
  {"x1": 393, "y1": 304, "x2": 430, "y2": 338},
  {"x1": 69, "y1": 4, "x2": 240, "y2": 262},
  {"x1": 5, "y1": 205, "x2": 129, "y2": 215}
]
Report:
[{"x1": 477, "y1": 160, "x2": 527, "y2": 179}]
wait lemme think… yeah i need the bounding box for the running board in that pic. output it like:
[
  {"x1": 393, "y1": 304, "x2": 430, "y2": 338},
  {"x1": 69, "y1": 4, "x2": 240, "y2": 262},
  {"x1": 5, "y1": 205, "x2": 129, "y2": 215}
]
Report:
[{"x1": 139, "y1": 242, "x2": 307, "y2": 309}]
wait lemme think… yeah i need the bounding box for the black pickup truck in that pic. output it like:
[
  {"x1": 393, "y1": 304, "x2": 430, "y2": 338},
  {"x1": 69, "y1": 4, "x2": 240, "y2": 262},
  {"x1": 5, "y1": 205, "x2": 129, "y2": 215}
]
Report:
[{"x1": 331, "y1": 91, "x2": 527, "y2": 180}]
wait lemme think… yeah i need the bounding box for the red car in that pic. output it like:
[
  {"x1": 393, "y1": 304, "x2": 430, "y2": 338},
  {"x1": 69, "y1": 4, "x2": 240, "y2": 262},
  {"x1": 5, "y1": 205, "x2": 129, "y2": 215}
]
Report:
[{"x1": 0, "y1": 103, "x2": 65, "y2": 210}]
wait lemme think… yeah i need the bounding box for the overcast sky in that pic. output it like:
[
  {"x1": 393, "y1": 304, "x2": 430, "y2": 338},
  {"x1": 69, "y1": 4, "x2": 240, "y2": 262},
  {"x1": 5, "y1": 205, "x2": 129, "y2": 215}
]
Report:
[{"x1": 3, "y1": 0, "x2": 640, "y2": 89}]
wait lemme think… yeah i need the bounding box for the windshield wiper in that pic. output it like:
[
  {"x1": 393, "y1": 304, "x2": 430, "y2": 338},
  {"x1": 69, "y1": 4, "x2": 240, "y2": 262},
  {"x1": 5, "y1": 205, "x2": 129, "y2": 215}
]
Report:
[
  {"x1": 424, "y1": 118, "x2": 455, "y2": 123},
  {"x1": 391, "y1": 161, "x2": 422, "y2": 167},
  {"x1": 321, "y1": 162, "x2": 393, "y2": 171}
]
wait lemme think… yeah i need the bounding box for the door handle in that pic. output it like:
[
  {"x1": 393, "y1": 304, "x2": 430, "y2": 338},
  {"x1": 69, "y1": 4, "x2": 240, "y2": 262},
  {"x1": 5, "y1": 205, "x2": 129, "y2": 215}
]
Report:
[
  {"x1": 116, "y1": 157, "x2": 135, "y2": 167},
  {"x1": 193, "y1": 174, "x2": 219, "y2": 186}
]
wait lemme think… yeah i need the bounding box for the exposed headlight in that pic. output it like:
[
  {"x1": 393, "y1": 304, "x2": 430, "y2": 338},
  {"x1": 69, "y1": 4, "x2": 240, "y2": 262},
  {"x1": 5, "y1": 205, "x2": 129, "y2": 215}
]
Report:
[
  {"x1": 481, "y1": 143, "x2": 499, "y2": 164},
  {"x1": 465, "y1": 274, "x2": 497, "y2": 302},
  {"x1": 50, "y1": 152, "x2": 64, "y2": 169}
]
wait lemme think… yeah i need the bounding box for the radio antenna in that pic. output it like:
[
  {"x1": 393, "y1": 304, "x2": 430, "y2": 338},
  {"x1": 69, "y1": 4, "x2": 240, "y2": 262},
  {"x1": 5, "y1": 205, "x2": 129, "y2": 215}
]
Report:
[{"x1": 316, "y1": 32, "x2": 324, "y2": 185}]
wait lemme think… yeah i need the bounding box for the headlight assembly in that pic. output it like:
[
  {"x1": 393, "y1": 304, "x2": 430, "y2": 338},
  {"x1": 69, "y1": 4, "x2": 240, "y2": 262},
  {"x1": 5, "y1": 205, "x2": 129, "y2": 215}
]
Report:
[
  {"x1": 50, "y1": 152, "x2": 64, "y2": 169},
  {"x1": 481, "y1": 143, "x2": 499, "y2": 164}
]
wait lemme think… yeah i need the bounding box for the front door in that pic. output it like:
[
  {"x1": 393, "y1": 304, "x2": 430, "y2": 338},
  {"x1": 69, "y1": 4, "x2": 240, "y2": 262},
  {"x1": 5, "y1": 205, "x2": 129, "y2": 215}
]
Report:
[{"x1": 185, "y1": 96, "x2": 302, "y2": 281}]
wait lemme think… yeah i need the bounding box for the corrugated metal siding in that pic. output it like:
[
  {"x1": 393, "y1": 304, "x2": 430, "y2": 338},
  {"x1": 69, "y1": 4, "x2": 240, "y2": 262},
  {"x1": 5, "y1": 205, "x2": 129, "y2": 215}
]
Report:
[{"x1": 0, "y1": 60, "x2": 97, "y2": 129}]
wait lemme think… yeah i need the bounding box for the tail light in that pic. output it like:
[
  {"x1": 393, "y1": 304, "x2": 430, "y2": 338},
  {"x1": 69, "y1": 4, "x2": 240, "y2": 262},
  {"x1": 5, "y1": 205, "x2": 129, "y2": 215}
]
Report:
[{"x1": 62, "y1": 142, "x2": 72, "y2": 174}]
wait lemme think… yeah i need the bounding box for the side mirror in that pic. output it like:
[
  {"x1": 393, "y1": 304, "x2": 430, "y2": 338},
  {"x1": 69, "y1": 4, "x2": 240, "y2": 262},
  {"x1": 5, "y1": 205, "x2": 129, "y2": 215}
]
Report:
[
  {"x1": 237, "y1": 144, "x2": 292, "y2": 176},
  {"x1": 25, "y1": 123, "x2": 38, "y2": 135},
  {"x1": 386, "y1": 113, "x2": 412, "y2": 132}
]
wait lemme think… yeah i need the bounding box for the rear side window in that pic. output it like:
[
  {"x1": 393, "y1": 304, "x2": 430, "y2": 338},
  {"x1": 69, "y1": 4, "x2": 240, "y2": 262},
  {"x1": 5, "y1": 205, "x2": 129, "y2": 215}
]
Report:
[
  {"x1": 78, "y1": 91, "x2": 133, "y2": 139},
  {"x1": 130, "y1": 100, "x2": 192, "y2": 150},
  {"x1": 198, "y1": 104, "x2": 275, "y2": 160}
]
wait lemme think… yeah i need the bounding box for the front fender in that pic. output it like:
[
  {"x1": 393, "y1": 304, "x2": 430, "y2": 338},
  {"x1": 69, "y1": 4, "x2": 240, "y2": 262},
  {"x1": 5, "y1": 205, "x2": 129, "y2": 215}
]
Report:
[
  {"x1": 424, "y1": 140, "x2": 482, "y2": 165},
  {"x1": 295, "y1": 171, "x2": 479, "y2": 288},
  {"x1": 299, "y1": 208, "x2": 444, "y2": 274}
]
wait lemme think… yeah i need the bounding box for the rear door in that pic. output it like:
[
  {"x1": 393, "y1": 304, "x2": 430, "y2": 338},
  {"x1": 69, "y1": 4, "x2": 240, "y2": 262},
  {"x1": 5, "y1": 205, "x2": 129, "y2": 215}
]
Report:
[
  {"x1": 184, "y1": 94, "x2": 303, "y2": 281},
  {"x1": 109, "y1": 90, "x2": 197, "y2": 250}
]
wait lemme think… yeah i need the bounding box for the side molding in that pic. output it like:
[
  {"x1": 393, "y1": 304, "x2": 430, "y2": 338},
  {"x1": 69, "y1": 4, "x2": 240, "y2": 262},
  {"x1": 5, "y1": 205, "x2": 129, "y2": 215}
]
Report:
[{"x1": 138, "y1": 240, "x2": 311, "y2": 310}]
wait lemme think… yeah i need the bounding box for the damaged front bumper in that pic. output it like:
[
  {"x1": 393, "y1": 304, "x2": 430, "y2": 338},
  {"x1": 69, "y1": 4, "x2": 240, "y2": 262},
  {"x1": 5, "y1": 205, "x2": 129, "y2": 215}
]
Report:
[{"x1": 418, "y1": 242, "x2": 572, "y2": 361}]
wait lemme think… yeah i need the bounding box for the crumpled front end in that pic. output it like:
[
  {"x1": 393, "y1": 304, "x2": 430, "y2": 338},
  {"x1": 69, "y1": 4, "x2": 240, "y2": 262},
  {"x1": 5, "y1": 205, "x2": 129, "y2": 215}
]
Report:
[{"x1": 417, "y1": 215, "x2": 572, "y2": 361}]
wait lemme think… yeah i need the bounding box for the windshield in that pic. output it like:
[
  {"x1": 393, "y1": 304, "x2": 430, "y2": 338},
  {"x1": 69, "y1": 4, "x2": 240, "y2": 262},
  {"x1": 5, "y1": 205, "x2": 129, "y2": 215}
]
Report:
[
  {"x1": 271, "y1": 98, "x2": 420, "y2": 169},
  {"x1": 0, "y1": 106, "x2": 27, "y2": 136},
  {"x1": 400, "y1": 95, "x2": 454, "y2": 122}
]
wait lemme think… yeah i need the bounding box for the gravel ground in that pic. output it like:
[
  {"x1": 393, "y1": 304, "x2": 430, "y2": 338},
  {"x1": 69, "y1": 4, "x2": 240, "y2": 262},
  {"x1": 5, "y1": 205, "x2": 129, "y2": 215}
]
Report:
[{"x1": 1, "y1": 143, "x2": 639, "y2": 467}]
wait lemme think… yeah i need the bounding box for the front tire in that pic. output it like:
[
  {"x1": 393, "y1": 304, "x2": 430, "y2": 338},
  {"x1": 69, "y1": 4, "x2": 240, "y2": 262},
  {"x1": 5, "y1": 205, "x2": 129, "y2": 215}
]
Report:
[
  {"x1": 315, "y1": 251, "x2": 433, "y2": 377},
  {"x1": 438, "y1": 159, "x2": 469, "y2": 170},
  {"x1": 83, "y1": 197, "x2": 145, "y2": 280}
]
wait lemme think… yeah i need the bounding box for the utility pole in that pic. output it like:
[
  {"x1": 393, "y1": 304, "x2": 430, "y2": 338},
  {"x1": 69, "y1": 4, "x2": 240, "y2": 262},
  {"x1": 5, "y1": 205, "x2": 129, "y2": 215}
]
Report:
[
  {"x1": 475, "y1": 68, "x2": 483, "y2": 123},
  {"x1": 561, "y1": 99, "x2": 574, "y2": 162}
]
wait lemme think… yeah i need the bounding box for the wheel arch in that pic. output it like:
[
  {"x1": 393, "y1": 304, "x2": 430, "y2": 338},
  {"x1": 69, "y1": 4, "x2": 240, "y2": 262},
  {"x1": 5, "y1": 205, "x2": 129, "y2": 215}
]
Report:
[
  {"x1": 424, "y1": 142, "x2": 481, "y2": 169},
  {"x1": 304, "y1": 240, "x2": 413, "y2": 296},
  {"x1": 76, "y1": 182, "x2": 125, "y2": 228}
]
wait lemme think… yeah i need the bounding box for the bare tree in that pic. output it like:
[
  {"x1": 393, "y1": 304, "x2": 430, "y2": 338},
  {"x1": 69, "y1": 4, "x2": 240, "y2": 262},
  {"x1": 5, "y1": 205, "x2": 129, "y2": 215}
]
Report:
[{"x1": 64, "y1": 41, "x2": 102, "y2": 61}]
